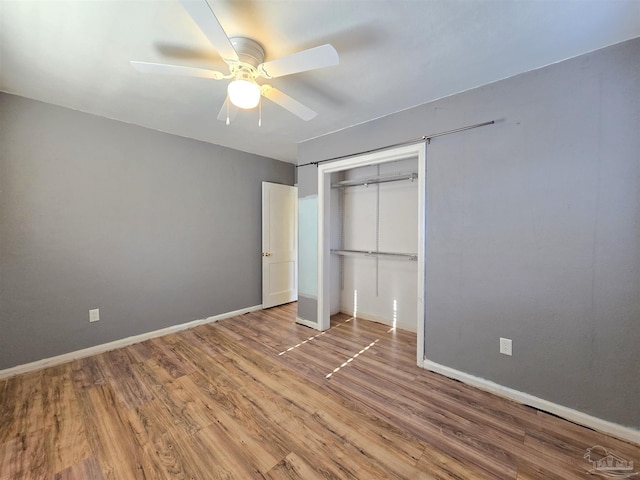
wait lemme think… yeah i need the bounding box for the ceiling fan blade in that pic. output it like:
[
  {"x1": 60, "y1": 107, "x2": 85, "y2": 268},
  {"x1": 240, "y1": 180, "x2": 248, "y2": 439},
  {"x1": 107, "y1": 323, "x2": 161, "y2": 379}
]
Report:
[
  {"x1": 258, "y1": 44, "x2": 338, "y2": 79},
  {"x1": 130, "y1": 61, "x2": 226, "y2": 79},
  {"x1": 217, "y1": 97, "x2": 239, "y2": 123},
  {"x1": 261, "y1": 85, "x2": 316, "y2": 121},
  {"x1": 179, "y1": 0, "x2": 239, "y2": 63}
]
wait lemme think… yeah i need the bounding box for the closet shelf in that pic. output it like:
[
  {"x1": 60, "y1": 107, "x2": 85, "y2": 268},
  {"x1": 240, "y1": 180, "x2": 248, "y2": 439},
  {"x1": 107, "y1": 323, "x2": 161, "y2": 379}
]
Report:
[
  {"x1": 331, "y1": 249, "x2": 418, "y2": 261},
  {"x1": 331, "y1": 172, "x2": 418, "y2": 189}
]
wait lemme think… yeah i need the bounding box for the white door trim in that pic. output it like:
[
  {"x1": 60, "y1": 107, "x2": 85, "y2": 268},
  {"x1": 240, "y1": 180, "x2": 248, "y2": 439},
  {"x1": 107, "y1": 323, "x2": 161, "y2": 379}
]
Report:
[{"x1": 317, "y1": 143, "x2": 426, "y2": 367}]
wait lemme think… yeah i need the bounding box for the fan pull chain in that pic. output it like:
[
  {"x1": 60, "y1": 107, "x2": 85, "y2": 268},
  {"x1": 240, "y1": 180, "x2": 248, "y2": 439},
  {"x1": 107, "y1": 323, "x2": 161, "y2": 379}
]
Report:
[
  {"x1": 226, "y1": 96, "x2": 230, "y2": 126},
  {"x1": 258, "y1": 97, "x2": 262, "y2": 127}
]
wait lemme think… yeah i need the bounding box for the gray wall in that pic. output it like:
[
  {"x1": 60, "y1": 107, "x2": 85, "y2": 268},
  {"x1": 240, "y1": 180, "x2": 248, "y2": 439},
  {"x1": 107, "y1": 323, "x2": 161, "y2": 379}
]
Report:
[
  {"x1": 297, "y1": 37, "x2": 640, "y2": 429},
  {"x1": 0, "y1": 93, "x2": 294, "y2": 370}
]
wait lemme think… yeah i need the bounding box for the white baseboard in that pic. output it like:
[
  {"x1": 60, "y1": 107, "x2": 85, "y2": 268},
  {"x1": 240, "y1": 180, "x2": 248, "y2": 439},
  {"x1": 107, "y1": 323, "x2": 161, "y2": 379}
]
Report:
[
  {"x1": 340, "y1": 309, "x2": 417, "y2": 333},
  {"x1": 0, "y1": 304, "x2": 263, "y2": 380},
  {"x1": 341, "y1": 309, "x2": 388, "y2": 325},
  {"x1": 422, "y1": 359, "x2": 640, "y2": 445}
]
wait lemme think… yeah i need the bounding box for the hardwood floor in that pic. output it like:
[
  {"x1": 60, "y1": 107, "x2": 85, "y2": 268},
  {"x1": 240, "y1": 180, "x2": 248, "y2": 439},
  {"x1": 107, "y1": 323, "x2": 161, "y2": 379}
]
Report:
[{"x1": 1, "y1": 303, "x2": 638, "y2": 479}]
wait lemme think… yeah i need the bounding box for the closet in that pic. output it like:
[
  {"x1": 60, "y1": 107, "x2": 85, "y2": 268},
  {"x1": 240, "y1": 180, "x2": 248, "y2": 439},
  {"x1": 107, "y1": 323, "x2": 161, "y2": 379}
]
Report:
[{"x1": 329, "y1": 157, "x2": 419, "y2": 332}]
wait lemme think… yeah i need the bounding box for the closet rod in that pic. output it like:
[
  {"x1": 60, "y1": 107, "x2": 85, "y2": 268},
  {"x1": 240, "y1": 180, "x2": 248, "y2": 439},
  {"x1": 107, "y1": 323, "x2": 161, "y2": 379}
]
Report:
[
  {"x1": 296, "y1": 119, "x2": 495, "y2": 168},
  {"x1": 331, "y1": 249, "x2": 418, "y2": 261},
  {"x1": 332, "y1": 172, "x2": 418, "y2": 189}
]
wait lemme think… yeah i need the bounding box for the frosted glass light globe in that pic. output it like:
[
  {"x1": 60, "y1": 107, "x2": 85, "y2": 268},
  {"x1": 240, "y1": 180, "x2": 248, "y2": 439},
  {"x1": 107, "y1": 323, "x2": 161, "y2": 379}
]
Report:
[{"x1": 228, "y1": 79, "x2": 261, "y2": 109}]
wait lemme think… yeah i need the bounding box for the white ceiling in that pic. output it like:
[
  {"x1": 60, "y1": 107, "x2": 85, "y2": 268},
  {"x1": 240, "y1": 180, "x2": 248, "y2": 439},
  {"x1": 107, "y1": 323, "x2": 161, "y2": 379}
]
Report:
[{"x1": 2, "y1": 1, "x2": 639, "y2": 163}]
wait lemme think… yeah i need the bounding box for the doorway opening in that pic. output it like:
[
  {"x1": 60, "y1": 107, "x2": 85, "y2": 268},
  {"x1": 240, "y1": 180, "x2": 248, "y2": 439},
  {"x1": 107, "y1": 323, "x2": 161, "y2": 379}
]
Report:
[
  {"x1": 262, "y1": 182, "x2": 298, "y2": 309},
  {"x1": 317, "y1": 143, "x2": 426, "y2": 366}
]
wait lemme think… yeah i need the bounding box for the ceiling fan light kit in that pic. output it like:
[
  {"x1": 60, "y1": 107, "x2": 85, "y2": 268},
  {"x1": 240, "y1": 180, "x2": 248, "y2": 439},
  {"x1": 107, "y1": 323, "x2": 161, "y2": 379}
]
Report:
[
  {"x1": 131, "y1": 0, "x2": 339, "y2": 123},
  {"x1": 226, "y1": 38, "x2": 263, "y2": 110},
  {"x1": 228, "y1": 75, "x2": 261, "y2": 109}
]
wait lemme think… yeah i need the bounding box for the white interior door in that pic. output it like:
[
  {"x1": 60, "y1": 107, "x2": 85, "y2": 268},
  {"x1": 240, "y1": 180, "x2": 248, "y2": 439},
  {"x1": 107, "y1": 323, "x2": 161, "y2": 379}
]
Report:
[{"x1": 262, "y1": 182, "x2": 298, "y2": 308}]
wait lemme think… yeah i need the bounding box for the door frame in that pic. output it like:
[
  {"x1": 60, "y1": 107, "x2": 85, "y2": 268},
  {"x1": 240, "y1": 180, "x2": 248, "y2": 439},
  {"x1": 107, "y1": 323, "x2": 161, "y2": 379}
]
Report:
[{"x1": 317, "y1": 143, "x2": 427, "y2": 367}]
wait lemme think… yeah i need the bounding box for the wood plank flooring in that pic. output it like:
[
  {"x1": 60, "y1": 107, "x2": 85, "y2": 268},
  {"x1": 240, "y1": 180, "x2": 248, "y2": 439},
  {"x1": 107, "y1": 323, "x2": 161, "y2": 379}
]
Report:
[{"x1": 1, "y1": 303, "x2": 638, "y2": 479}]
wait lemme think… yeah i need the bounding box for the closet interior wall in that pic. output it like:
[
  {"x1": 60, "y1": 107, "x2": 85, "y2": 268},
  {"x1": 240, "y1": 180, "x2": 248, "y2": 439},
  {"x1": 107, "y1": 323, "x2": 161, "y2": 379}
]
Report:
[{"x1": 330, "y1": 158, "x2": 419, "y2": 332}]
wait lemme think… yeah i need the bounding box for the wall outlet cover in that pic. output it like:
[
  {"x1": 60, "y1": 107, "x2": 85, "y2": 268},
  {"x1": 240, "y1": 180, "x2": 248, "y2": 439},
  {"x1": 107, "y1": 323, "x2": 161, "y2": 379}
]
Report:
[
  {"x1": 500, "y1": 337, "x2": 512, "y2": 356},
  {"x1": 89, "y1": 308, "x2": 100, "y2": 322}
]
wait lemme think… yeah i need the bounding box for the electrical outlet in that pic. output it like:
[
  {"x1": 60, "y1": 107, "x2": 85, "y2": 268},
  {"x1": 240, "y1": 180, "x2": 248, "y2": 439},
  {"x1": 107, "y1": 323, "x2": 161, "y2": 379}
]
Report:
[
  {"x1": 500, "y1": 337, "x2": 512, "y2": 356},
  {"x1": 89, "y1": 308, "x2": 100, "y2": 323}
]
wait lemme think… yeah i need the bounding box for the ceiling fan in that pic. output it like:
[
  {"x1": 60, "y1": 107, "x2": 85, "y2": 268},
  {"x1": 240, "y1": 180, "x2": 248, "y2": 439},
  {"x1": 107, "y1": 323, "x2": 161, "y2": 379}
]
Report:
[{"x1": 131, "y1": 0, "x2": 339, "y2": 123}]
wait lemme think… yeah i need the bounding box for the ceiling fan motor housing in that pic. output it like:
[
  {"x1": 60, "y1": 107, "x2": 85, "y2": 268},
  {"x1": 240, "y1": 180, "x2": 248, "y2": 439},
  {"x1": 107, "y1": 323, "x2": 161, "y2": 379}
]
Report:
[{"x1": 230, "y1": 37, "x2": 265, "y2": 69}]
